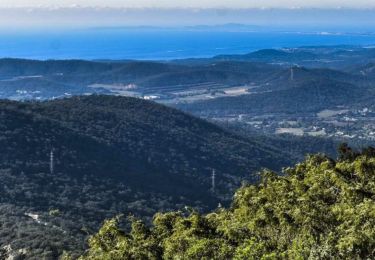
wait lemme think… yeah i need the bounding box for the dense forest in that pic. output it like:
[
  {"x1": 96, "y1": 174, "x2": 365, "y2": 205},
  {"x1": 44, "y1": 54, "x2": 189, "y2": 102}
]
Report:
[
  {"x1": 0, "y1": 95, "x2": 297, "y2": 258},
  {"x1": 77, "y1": 146, "x2": 375, "y2": 259},
  {"x1": 0, "y1": 95, "x2": 371, "y2": 259},
  {"x1": 0, "y1": 95, "x2": 292, "y2": 193}
]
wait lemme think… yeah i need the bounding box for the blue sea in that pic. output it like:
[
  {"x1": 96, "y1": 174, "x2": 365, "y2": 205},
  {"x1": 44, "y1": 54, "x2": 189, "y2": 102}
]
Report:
[{"x1": 1, "y1": 29, "x2": 375, "y2": 60}]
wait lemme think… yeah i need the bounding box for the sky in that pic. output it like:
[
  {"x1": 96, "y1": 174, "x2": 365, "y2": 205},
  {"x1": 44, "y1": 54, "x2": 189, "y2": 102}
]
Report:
[
  {"x1": 1, "y1": 0, "x2": 375, "y2": 8},
  {"x1": 0, "y1": 1, "x2": 374, "y2": 30}
]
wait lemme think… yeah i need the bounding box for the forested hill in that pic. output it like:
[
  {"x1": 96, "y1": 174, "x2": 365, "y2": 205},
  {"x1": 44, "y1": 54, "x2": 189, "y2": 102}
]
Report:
[
  {"x1": 0, "y1": 95, "x2": 290, "y2": 189},
  {"x1": 0, "y1": 95, "x2": 293, "y2": 258}
]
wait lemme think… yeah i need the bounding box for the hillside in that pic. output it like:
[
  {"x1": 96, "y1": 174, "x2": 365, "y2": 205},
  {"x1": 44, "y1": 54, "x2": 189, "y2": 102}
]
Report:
[
  {"x1": 0, "y1": 58, "x2": 282, "y2": 100},
  {"x1": 0, "y1": 49, "x2": 373, "y2": 110},
  {"x1": 79, "y1": 147, "x2": 375, "y2": 259},
  {"x1": 256, "y1": 66, "x2": 359, "y2": 91},
  {"x1": 178, "y1": 77, "x2": 367, "y2": 115},
  {"x1": 0, "y1": 95, "x2": 293, "y2": 259},
  {"x1": 214, "y1": 46, "x2": 375, "y2": 69},
  {"x1": 350, "y1": 62, "x2": 375, "y2": 79},
  {"x1": 215, "y1": 48, "x2": 318, "y2": 64}
]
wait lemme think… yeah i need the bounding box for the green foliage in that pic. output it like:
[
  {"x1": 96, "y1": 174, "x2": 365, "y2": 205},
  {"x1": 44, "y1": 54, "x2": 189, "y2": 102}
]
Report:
[
  {"x1": 0, "y1": 95, "x2": 292, "y2": 258},
  {"x1": 81, "y1": 150, "x2": 375, "y2": 259},
  {"x1": 0, "y1": 95, "x2": 291, "y2": 197}
]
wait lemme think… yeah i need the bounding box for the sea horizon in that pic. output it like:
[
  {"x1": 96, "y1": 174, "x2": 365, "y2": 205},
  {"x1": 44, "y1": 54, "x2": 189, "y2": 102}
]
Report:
[{"x1": 1, "y1": 27, "x2": 375, "y2": 60}]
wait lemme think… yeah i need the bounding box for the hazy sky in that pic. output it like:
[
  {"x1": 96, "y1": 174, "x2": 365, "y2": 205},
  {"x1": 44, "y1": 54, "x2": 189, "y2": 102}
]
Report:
[
  {"x1": 0, "y1": 1, "x2": 374, "y2": 30},
  {"x1": 1, "y1": 0, "x2": 375, "y2": 8}
]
